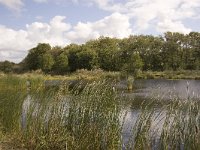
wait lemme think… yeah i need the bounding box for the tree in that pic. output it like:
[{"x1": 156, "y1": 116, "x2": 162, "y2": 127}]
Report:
[
  {"x1": 40, "y1": 53, "x2": 54, "y2": 73},
  {"x1": 77, "y1": 46, "x2": 98, "y2": 70},
  {"x1": 66, "y1": 44, "x2": 81, "y2": 72},
  {"x1": 0, "y1": 61, "x2": 14, "y2": 73},
  {"x1": 162, "y1": 32, "x2": 182, "y2": 70},
  {"x1": 96, "y1": 37, "x2": 121, "y2": 71},
  {"x1": 51, "y1": 46, "x2": 63, "y2": 59},
  {"x1": 24, "y1": 43, "x2": 51, "y2": 70},
  {"x1": 187, "y1": 32, "x2": 200, "y2": 70},
  {"x1": 54, "y1": 52, "x2": 69, "y2": 74},
  {"x1": 122, "y1": 52, "x2": 144, "y2": 77}
]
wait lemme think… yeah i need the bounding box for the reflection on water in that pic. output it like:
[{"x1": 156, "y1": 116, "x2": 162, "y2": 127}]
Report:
[
  {"x1": 128, "y1": 79, "x2": 200, "y2": 100},
  {"x1": 21, "y1": 95, "x2": 31, "y2": 128},
  {"x1": 121, "y1": 79, "x2": 200, "y2": 147}
]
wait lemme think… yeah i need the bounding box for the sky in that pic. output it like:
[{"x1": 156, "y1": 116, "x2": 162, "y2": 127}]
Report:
[{"x1": 0, "y1": 0, "x2": 200, "y2": 63}]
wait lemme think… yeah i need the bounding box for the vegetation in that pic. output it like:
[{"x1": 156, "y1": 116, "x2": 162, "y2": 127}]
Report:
[
  {"x1": 1, "y1": 76, "x2": 200, "y2": 149},
  {"x1": 0, "y1": 31, "x2": 200, "y2": 149},
  {"x1": 1, "y1": 32, "x2": 200, "y2": 78}
]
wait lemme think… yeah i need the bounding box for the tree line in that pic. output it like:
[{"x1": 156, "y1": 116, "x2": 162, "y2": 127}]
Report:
[{"x1": 0, "y1": 32, "x2": 200, "y2": 75}]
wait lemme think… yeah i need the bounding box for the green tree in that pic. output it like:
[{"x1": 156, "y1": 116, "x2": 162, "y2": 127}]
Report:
[
  {"x1": 40, "y1": 53, "x2": 54, "y2": 73},
  {"x1": 96, "y1": 37, "x2": 121, "y2": 71},
  {"x1": 187, "y1": 32, "x2": 200, "y2": 70},
  {"x1": 0, "y1": 61, "x2": 14, "y2": 73},
  {"x1": 51, "y1": 46, "x2": 63, "y2": 59},
  {"x1": 66, "y1": 44, "x2": 81, "y2": 72},
  {"x1": 162, "y1": 32, "x2": 182, "y2": 70},
  {"x1": 122, "y1": 52, "x2": 144, "y2": 77},
  {"x1": 24, "y1": 43, "x2": 51, "y2": 70},
  {"x1": 54, "y1": 53, "x2": 69, "y2": 74},
  {"x1": 77, "y1": 46, "x2": 98, "y2": 70}
]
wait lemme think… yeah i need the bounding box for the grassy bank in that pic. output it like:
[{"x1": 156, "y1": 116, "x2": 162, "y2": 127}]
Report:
[
  {"x1": 0, "y1": 69, "x2": 120, "y2": 81},
  {"x1": 138, "y1": 70, "x2": 200, "y2": 79},
  {"x1": 2, "y1": 69, "x2": 200, "y2": 81}
]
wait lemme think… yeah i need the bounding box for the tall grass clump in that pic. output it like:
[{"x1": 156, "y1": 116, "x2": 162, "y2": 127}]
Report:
[
  {"x1": 20, "y1": 80, "x2": 123, "y2": 150},
  {"x1": 159, "y1": 99, "x2": 200, "y2": 150},
  {"x1": 0, "y1": 75, "x2": 27, "y2": 134},
  {"x1": 125, "y1": 96, "x2": 200, "y2": 150}
]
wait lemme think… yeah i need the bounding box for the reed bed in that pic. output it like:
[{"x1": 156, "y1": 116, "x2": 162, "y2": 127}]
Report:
[{"x1": 0, "y1": 75, "x2": 200, "y2": 149}]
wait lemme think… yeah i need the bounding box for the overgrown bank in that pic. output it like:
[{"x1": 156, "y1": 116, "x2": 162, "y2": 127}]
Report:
[{"x1": 1, "y1": 69, "x2": 200, "y2": 82}]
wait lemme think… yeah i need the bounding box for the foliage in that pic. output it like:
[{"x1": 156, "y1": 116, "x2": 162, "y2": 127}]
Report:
[
  {"x1": 2, "y1": 32, "x2": 200, "y2": 76},
  {"x1": 53, "y1": 52, "x2": 69, "y2": 74},
  {"x1": 24, "y1": 43, "x2": 51, "y2": 70},
  {"x1": 0, "y1": 61, "x2": 14, "y2": 73},
  {"x1": 40, "y1": 53, "x2": 54, "y2": 73},
  {"x1": 123, "y1": 52, "x2": 144, "y2": 77}
]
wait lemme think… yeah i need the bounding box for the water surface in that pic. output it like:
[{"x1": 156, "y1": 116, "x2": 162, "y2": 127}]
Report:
[{"x1": 129, "y1": 79, "x2": 200, "y2": 100}]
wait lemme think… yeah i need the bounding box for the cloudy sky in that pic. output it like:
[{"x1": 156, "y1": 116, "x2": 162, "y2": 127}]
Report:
[{"x1": 0, "y1": 0, "x2": 200, "y2": 62}]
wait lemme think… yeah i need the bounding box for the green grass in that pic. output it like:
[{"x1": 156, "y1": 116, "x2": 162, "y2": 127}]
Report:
[
  {"x1": 0, "y1": 76, "x2": 27, "y2": 133},
  {"x1": 139, "y1": 70, "x2": 200, "y2": 79},
  {"x1": 1, "y1": 75, "x2": 200, "y2": 149}
]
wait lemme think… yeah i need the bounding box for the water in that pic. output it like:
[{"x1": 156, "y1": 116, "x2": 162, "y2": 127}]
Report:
[
  {"x1": 121, "y1": 79, "x2": 200, "y2": 148},
  {"x1": 125, "y1": 79, "x2": 200, "y2": 100}
]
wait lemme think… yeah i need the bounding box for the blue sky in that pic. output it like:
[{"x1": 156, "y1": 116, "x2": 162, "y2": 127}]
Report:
[{"x1": 0, "y1": 0, "x2": 200, "y2": 62}]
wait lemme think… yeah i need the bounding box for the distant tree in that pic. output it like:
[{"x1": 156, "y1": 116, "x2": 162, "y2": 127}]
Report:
[
  {"x1": 54, "y1": 52, "x2": 69, "y2": 74},
  {"x1": 96, "y1": 37, "x2": 121, "y2": 71},
  {"x1": 162, "y1": 32, "x2": 183, "y2": 70},
  {"x1": 18, "y1": 31, "x2": 200, "y2": 74},
  {"x1": 122, "y1": 52, "x2": 144, "y2": 77},
  {"x1": 188, "y1": 32, "x2": 200, "y2": 70},
  {"x1": 77, "y1": 46, "x2": 98, "y2": 70},
  {"x1": 51, "y1": 46, "x2": 63, "y2": 59},
  {"x1": 40, "y1": 53, "x2": 54, "y2": 73},
  {"x1": 24, "y1": 43, "x2": 51, "y2": 70},
  {"x1": 66, "y1": 44, "x2": 81, "y2": 72},
  {"x1": 0, "y1": 61, "x2": 14, "y2": 73}
]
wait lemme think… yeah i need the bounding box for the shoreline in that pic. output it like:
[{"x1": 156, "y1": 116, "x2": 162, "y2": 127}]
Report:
[{"x1": 1, "y1": 70, "x2": 200, "y2": 80}]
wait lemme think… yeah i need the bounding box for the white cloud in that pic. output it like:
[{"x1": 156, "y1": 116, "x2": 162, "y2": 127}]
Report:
[
  {"x1": 0, "y1": 0, "x2": 24, "y2": 12},
  {"x1": 0, "y1": 25, "x2": 31, "y2": 62},
  {"x1": 157, "y1": 19, "x2": 191, "y2": 33},
  {"x1": 0, "y1": 25, "x2": 31, "y2": 52},
  {"x1": 0, "y1": 14, "x2": 132, "y2": 62},
  {"x1": 66, "y1": 12, "x2": 132, "y2": 43},
  {"x1": 0, "y1": 16, "x2": 71, "y2": 62},
  {"x1": 80, "y1": 0, "x2": 200, "y2": 33},
  {"x1": 26, "y1": 16, "x2": 71, "y2": 46}
]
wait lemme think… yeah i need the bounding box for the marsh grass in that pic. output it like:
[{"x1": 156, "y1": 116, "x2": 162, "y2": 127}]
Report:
[
  {"x1": 123, "y1": 98, "x2": 200, "y2": 150},
  {"x1": 1, "y1": 75, "x2": 200, "y2": 149},
  {"x1": 139, "y1": 70, "x2": 200, "y2": 79},
  {"x1": 19, "y1": 80, "x2": 123, "y2": 150},
  {"x1": 0, "y1": 76, "x2": 27, "y2": 133}
]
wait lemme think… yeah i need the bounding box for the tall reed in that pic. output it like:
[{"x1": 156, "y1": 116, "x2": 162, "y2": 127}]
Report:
[
  {"x1": 20, "y1": 80, "x2": 123, "y2": 150},
  {"x1": 1, "y1": 75, "x2": 200, "y2": 150},
  {"x1": 0, "y1": 75, "x2": 26, "y2": 134}
]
